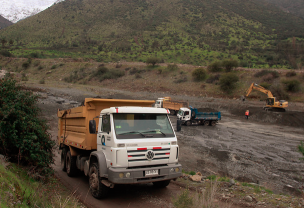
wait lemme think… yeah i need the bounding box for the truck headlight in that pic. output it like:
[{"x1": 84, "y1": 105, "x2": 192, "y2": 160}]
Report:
[
  {"x1": 170, "y1": 168, "x2": 175, "y2": 172},
  {"x1": 175, "y1": 168, "x2": 180, "y2": 172},
  {"x1": 125, "y1": 172, "x2": 131, "y2": 178},
  {"x1": 119, "y1": 173, "x2": 124, "y2": 178}
]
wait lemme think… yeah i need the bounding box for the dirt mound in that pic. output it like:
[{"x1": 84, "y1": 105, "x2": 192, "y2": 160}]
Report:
[{"x1": 230, "y1": 106, "x2": 304, "y2": 128}]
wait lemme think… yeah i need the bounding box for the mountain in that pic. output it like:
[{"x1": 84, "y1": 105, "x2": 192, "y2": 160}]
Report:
[
  {"x1": 0, "y1": 0, "x2": 63, "y2": 23},
  {"x1": 0, "y1": 15, "x2": 13, "y2": 30},
  {"x1": 0, "y1": 0, "x2": 304, "y2": 68},
  {"x1": 262, "y1": 0, "x2": 304, "y2": 19}
]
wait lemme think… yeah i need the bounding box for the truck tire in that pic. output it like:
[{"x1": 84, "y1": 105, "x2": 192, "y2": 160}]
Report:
[
  {"x1": 89, "y1": 162, "x2": 109, "y2": 199},
  {"x1": 153, "y1": 180, "x2": 170, "y2": 188},
  {"x1": 204, "y1": 120, "x2": 210, "y2": 126},
  {"x1": 211, "y1": 121, "x2": 217, "y2": 126},
  {"x1": 61, "y1": 148, "x2": 67, "y2": 172},
  {"x1": 66, "y1": 151, "x2": 78, "y2": 177},
  {"x1": 186, "y1": 121, "x2": 191, "y2": 126}
]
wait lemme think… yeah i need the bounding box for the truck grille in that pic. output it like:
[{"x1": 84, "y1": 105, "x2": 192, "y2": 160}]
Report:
[{"x1": 127, "y1": 148, "x2": 170, "y2": 162}]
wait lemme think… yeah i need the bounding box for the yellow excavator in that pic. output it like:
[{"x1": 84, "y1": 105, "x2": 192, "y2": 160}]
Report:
[{"x1": 245, "y1": 83, "x2": 288, "y2": 111}]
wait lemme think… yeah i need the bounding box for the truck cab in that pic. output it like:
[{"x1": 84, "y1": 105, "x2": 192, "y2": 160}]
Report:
[
  {"x1": 177, "y1": 107, "x2": 191, "y2": 123},
  {"x1": 154, "y1": 98, "x2": 164, "y2": 108},
  {"x1": 87, "y1": 107, "x2": 181, "y2": 198}
]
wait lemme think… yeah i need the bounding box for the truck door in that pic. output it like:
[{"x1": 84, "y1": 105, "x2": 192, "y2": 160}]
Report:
[{"x1": 97, "y1": 114, "x2": 112, "y2": 165}]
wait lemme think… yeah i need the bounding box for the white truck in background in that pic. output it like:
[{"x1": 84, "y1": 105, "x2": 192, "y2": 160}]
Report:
[{"x1": 58, "y1": 98, "x2": 182, "y2": 199}]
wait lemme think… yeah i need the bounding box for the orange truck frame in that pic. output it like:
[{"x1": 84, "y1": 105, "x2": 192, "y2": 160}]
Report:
[{"x1": 58, "y1": 98, "x2": 182, "y2": 199}]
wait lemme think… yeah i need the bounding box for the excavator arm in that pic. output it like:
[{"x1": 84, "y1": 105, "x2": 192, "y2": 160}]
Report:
[{"x1": 245, "y1": 83, "x2": 274, "y2": 98}]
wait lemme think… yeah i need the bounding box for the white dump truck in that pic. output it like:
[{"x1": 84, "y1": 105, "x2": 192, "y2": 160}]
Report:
[
  {"x1": 58, "y1": 98, "x2": 182, "y2": 199},
  {"x1": 154, "y1": 97, "x2": 188, "y2": 115}
]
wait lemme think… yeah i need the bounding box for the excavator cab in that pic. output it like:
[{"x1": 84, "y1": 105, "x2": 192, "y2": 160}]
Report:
[{"x1": 266, "y1": 97, "x2": 274, "y2": 106}]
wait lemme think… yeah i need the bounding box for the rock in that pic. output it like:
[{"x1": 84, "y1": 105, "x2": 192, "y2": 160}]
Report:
[
  {"x1": 46, "y1": 71, "x2": 52, "y2": 74},
  {"x1": 283, "y1": 185, "x2": 302, "y2": 197},
  {"x1": 245, "y1": 195, "x2": 253, "y2": 202},
  {"x1": 229, "y1": 179, "x2": 235, "y2": 187},
  {"x1": 196, "y1": 172, "x2": 202, "y2": 176},
  {"x1": 189, "y1": 175, "x2": 202, "y2": 182}
]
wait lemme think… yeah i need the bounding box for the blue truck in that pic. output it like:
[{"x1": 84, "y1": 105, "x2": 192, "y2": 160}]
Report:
[{"x1": 177, "y1": 106, "x2": 221, "y2": 126}]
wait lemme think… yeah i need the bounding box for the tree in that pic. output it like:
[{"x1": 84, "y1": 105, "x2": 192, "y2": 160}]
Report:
[
  {"x1": 219, "y1": 73, "x2": 239, "y2": 93},
  {"x1": 0, "y1": 76, "x2": 55, "y2": 175},
  {"x1": 146, "y1": 57, "x2": 160, "y2": 67},
  {"x1": 1, "y1": 38, "x2": 7, "y2": 47},
  {"x1": 192, "y1": 68, "x2": 207, "y2": 81},
  {"x1": 221, "y1": 59, "x2": 239, "y2": 72}
]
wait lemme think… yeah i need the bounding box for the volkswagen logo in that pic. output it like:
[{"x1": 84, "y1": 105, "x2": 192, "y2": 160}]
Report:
[{"x1": 146, "y1": 150, "x2": 155, "y2": 161}]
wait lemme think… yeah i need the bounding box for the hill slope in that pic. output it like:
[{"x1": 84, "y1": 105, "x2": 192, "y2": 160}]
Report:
[
  {"x1": 262, "y1": 0, "x2": 304, "y2": 19},
  {"x1": 1, "y1": 0, "x2": 304, "y2": 68},
  {"x1": 0, "y1": 15, "x2": 13, "y2": 30}
]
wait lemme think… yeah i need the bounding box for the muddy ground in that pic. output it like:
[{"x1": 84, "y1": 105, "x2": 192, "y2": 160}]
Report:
[{"x1": 30, "y1": 83, "x2": 304, "y2": 206}]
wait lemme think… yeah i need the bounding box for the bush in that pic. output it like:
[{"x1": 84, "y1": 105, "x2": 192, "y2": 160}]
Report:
[
  {"x1": 22, "y1": 62, "x2": 30, "y2": 69},
  {"x1": 192, "y1": 68, "x2": 207, "y2": 82},
  {"x1": 270, "y1": 83, "x2": 289, "y2": 100},
  {"x1": 259, "y1": 82, "x2": 271, "y2": 89},
  {"x1": 91, "y1": 66, "x2": 124, "y2": 82},
  {"x1": 206, "y1": 74, "x2": 221, "y2": 84},
  {"x1": 135, "y1": 73, "x2": 142, "y2": 79},
  {"x1": 207, "y1": 61, "x2": 222, "y2": 72},
  {"x1": 167, "y1": 64, "x2": 179, "y2": 71},
  {"x1": 0, "y1": 49, "x2": 13, "y2": 57},
  {"x1": 51, "y1": 65, "x2": 57, "y2": 69},
  {"x1": 219, "y1": 73, "x2": 239, "y2": 93},
  {"x1": 174, "y1": 76, "x2": 188, "y2": 83},
  {"x1": 286, "y1": 71, "x2": 297, "y2": 77},
  {"x1": 38, "y1": 66, "x2": 44, "y2": 70},
  {"x1": 39, "y1": 78, "x2": 45, "y2": 84},
  {"x1": 21, "y1": 73, "x2": 28, "y2": 81},
  {"x1": 64, "y1": 68, "x2": 87, "y2": 83},
  {"x1": 33, "y1": 60, "x2": 41, "y2": 67},
  {"x1": 146, "y1": 57, "x2": 160, "y2": 66},
  {"x1": 29, "y1": 52, "x2": 40, "y2": 58},
  {"x1": 0, "y1": 77, "x2": 55, "y2": 175},
  {"x1": 282, "y1": 80, "x2": 301, "y2": 92},
  {"x1": 221, "y1": 59, "x2": 238, "y2": 72}
]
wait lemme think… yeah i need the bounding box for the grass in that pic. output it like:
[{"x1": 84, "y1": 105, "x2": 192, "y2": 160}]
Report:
[{"x1": 0, "y1": 159, "x2": 83, "y2": 208}]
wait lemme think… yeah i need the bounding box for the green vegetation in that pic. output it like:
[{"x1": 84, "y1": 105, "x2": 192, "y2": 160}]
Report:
[
  {"x1": 0, "y1": 161, "x2": 82, "y2": 207},
  {"x1": 146, "y1": 57, "x2": 161, "y2": 67},
  {"x1": 192, "y1": 68, "x2": 207, "y2": 82},
  {"x1": 0, "y1": 76, "x2": 55, "y2": 175},
  {"x1": 219, "y1": 73, "x2": 239, "y2": 93},
  {"x1": 207, "y1": 61, "x2": 223, "y2": 73},
  {"x1": 221, "y1": 59, "x2": 239, "y2": 72},
  {"x1": 282, "y1": 80, "x2": 301, "y2": 92},
  {"x1": 298, "y1": 141, "x2": 304, "y2": 160},
  {"x1": 1, "y1": 0, "x2": 304, "y2": 68}
]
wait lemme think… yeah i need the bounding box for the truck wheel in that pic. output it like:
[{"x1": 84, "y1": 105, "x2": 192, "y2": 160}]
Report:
[
  {"x1": 61, "y1": 148, "x2": 67, "y2": 172},
  {"x1": 89, "y1": 162, "x2": 109, "y2": 199},
  {"x1": 204, "y1": 121, "x2": 210, "y2": 126},
  {"x1": 186, "y1": 121, "x2": 191, "y2": 126},
  {"x1": 211, "y1": 121, "x2": 217, "y2": 126},
  {"x1": 153, "y1": 180, "x2": 170, "y2": 188},
  {"x1": 66, "y1": 151, "x2": 78, "y2": 177}
]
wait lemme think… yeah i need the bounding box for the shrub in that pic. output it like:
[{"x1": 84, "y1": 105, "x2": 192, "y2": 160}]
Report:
[
  {"x1": 259, "y1": 82, "x2": 271, "y2": 89},
  {"x1": 270, "y1": 83, "x2": 289, "y2": 100},
  {"x1": 51, "y1": 65, "x2": 57, "y2": 69},
  {"x1": 192, "y1": 68, "x2": 207, "y2": 82},
  {"x1": 174, "y1": 76, "x2": 188, "y2": 83},
  {"x1": 64, "y1": 68, "x2": 87, "y2": 83},
  {"x1": 286, "y1": 71, "x2": 297, "y2": 77},
  {"x1": 0, "y1": 49, "x2": 13, "y2": 57},
  {"x1": 298, "y1": 141, "x2": 304, "y2": 160},
  {"x1": 91, "y1": 67, "x2": 124, "y2": 82},
  {"x1": 146, "y1": 57, "x2": 160, "y2": 66},
  {"x1": 22, "y1": 62, "x2": 30, "y2": 69},
  {"x1": 129, "y1": 67, "x2": 144, "y2": 75},
  {"x1": 38, "y1": 66, "x2": 44, "y2": 70},
  {"x1": 172, "y1": 189, "x2": 193, "y2": 208},
  {"x1": 33, "y1": 60, "x2": 41, "y2": 67},
  {"x1": 135, "y1": 73, "x2": 142, "y2": 79},
  {"x1": 0, "y1": 77, "x2": 55, "y2": 175},
  {"x1": 221, "y1": 59, "x2": 238, "y2": 72},
  {"x1": 207, "y1": 61, "x2": 222, "y2": 72},
  {"x1": 167, "y1": 64, "x2": 179, "y2": 71},
  {"x1": 219, "y1": 73, "x2": 239, "y2": 93},
  {"x1": 29, "y1": 52, "x2": 40, "y2": 58},
  {"x1": 282, "y1": 80, "x2": 301, "y2": 92},
  {"x1": 262, "y1": 74, "x2": 274, "y2": 82},
  {"x1": 206, "y1": 74, "x2": 221, "y2": 84}
]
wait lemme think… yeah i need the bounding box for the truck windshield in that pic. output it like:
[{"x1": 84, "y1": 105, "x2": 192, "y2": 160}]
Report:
[
  {"x1": 113, "y1": 113, "x2": 174, "y2": 139},
  {"x1": 177, "y1": 110, "x2": 184, "y2": 116}
]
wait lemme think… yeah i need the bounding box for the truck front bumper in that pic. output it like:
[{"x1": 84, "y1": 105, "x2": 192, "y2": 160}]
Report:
[{"x1": 108, "y1": 163, "x2": 182, "y2": 184}]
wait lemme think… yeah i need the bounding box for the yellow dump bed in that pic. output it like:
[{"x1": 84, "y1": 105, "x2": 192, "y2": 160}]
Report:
[
  {"x1": 57, "y1": 98, "x2": 154, "y2": 150},
  {"x1": 162, "y1": 97, "x2": 188, "y2": 111}
]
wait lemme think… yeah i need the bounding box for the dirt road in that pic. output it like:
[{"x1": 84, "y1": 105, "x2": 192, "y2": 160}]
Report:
[{"x1": 34, "y1": 84, "x2": 304, "y2": 206}]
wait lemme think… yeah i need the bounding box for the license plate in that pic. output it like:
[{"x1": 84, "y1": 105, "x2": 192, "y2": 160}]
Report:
[{"x1": 145, "y1": 169, "x2": 158, "y2": 176}]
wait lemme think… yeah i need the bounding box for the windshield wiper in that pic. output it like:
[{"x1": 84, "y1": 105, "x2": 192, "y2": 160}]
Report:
[
  {"x1": 141, "y1": 130, "x2": 167, "y2": 136},
  {"x1": 118, "y1": 131, "x2": 146, "y2": 137}
]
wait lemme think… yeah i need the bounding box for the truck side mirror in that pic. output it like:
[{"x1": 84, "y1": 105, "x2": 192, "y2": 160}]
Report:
[
  {"x1": 89, "y1": 120, "x2": 96, "y2": 134},
  {"x1": 177, "y1": 120, "x2": 182, "y2": 132}
]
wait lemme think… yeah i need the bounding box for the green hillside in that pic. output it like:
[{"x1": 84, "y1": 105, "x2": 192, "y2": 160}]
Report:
[
  {"x1": 1, "y1": 0, "x2": 304, "y2": 68},
  {"x1": 262, "y1": 0, "x2": 304, "y2": 19}
]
